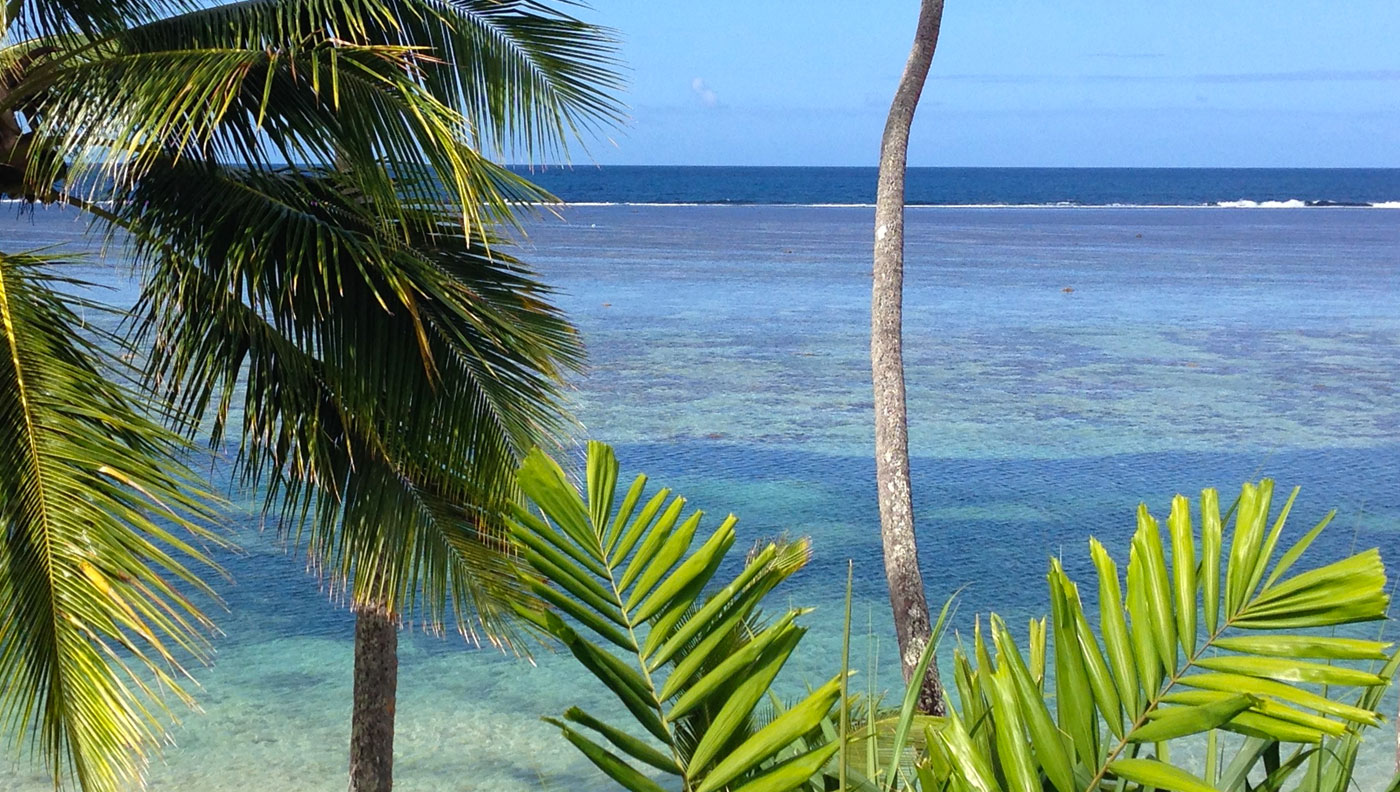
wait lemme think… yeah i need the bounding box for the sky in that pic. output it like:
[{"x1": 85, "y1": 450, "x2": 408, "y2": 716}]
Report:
[{"x1": 568, "y1": 1, "x2": 1400, "y2": 167}]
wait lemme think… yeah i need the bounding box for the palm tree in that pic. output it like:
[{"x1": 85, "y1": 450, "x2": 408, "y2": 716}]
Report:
[
  {"x1": 528, "y1": 455, "x2": 1398, "y2": 792},
  {"x1": 125, "y1": 164, "x2": 594, "y2": 792},
  {"x1": 871, "y1": 0, "x2": 946, "y2": 716},
  {"x1": 2, "y1": 1, "x2": 621, "y2": 790}
]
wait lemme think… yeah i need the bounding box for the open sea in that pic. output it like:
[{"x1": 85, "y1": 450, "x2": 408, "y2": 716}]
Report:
[{"x1": 2, "y1": 167, "x2": 1400, "y2": 790}]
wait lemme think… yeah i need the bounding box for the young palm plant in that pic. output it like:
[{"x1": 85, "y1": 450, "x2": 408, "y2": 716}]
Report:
[
  {"x1": 531, "y1": 453, "x2": 1399, "y2": 792},
  {"x1": 912, "y1": 480, "x2": 1397, "y2": 792},
  {"x1": 2, "y1": 1, "x2": 622, "y2": 790},
  {"x1": 509, "y1": 441, "x2": 852, "y2": 792}
]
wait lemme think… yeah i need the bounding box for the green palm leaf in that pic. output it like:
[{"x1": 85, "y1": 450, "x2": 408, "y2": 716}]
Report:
[
  {"x1": 0, "y1": 252, "x2": 221, "y2": 792},
  {"x1": 4, "y1": 0, "x2": 621, "y2": 788},
  {"x1": 923, "y1": 481, "x2": 1395, "y2": 792},
  {"x1": 512, "y1": 441, "x2": 842, "y2": 792},
  {"x1": 110, "y1": 161, "x2": 579, "y2": 640},
  {"x1": 114, "y1": 0, "x2": 626, "y2": 156},
  {"x1": 3, "y1": 0, "x2": 621, "y2": 230},
  {"x1": 11, "y1": 41, "x2": 518, "y2": 227}
]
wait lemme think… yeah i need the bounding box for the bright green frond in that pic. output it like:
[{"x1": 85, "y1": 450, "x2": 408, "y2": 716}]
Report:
[
  {"x1": 920, "y1": 481, "x2": 1396, "y2": 792},
  {"x1": 4, "y1": 0, "x2": 621, "y2": 228},
  {"x1": 511, "y1": 442, "x2": 839, "y2": 792},
  {"x1": 113, "y1": 0, "x2": 626, "y2": 157},
  {"x1": 13, "y1": 39, "x2": 518, "y2": 230},
  {"x1": 0, "y1": 251, "x2": 221, "y2": 792}
]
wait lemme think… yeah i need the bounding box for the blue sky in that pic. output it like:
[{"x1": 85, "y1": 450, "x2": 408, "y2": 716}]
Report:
[{"x1": 571, "y1": 1, "x2": 1400, "y2": 167}]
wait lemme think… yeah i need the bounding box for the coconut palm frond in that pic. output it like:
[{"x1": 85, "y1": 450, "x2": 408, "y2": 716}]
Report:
[
  {"x1": 113, "y1": 0, "x2": 626, "y2": 157},
  {"x1": 4, "y1": 0, "x2": 622, "y2": 224},
  {"x1": 3, "y1": 0, "x2": 187, "y2": 41},
  {"x1": 113, "y1": 161, "x2": 579, "y2": 641},
  {"x1": 0, "y1": 251, "x2": 221, "y2": 792}
]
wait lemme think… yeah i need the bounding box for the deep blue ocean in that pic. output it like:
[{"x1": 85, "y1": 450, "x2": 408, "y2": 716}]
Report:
[
  {"x1": 513, "y1": 166, "x2": 1400, "y2": 208},
  {"x1": 2, "y1": 168, "x2": 1399, "y2": 790}
]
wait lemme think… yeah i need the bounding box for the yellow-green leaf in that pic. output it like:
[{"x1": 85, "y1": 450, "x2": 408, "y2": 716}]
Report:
[
  {"x1": 1132, "y1": 694, "x2": 1255, "y2": 743},
  {"x1": 1194, "y1": 655, "x2": 1385, "y2": 687},
  {"x1": 1168, "y1": 494, "x2": 1197, "y2": 657},
  {"x1": 1212, "y1": 635, "x2": 1391, "y2": 661},
  {"x1": 695, "y1": 676, "x2": 842, "y2": 792},
  {"x1": 1110, "y1": 758, "x2": 1221, "y2": 792}
]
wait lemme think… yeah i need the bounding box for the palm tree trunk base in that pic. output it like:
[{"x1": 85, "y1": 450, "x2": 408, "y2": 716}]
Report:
[{"x1": 350, "y1": 605, "x2": 398, "y2": 792}]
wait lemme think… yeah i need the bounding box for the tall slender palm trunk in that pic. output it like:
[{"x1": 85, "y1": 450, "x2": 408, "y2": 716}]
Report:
[
  {"x1": 871, "y1": 0, "x2": 947, "y2": 716},
  {"x1": 350, "y1": 605, "x2": 398, "y2": 792}
]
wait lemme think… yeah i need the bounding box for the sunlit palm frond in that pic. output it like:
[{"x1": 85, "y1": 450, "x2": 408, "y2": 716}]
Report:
[
  {"x1": 920, "y1": 482, "x2": 1395, "y2": 792},
  {"x1": 510, "y1": 441, "x2": 842, "y2": 792},
  {"x1": 378, "y1": 0, "x2": 626, "y2": 157},
  {"x1": 0, "y1": 251, "x2": 221, "y2": 792},
  {"x1": 109, "y1": 161, "x2": 580, "y2": 640},
  {"x1": 10, "y1": 39, "x2": 528, "y2": 230},
  {"x1": 112, "y1": 0, "x2": 626, "y2": 157},
  {"x1": 4, "y1": 0, "x2": 621, "y2": 225}
]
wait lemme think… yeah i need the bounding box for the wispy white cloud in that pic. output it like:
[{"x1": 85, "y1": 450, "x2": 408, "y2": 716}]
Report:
[
  {"x1": 691, "y1": 77, "x2": 719, "y2": 107},
  {"x1": 931, "y1": 69, "x2": 1400, "y2": 85},
  {"x1": 1194, "y1": 69, "x2": 1400, "y2": 83},
  {"x1": 1087, "y1": 52, "x2": 1168, "y2": 59}
]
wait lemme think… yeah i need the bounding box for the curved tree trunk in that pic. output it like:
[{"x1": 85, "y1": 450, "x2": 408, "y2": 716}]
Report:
[
  {"x1": 349, "y1": 605, "x2": 398, "y2": 792},
  {"x1": 871, "y1": 0, "x2": 947, "y2": 716}
]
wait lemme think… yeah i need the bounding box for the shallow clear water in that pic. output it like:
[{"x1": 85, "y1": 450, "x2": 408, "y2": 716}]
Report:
[{"x1": 2, "y1": 204, "x2": 1399, "y2": 789}]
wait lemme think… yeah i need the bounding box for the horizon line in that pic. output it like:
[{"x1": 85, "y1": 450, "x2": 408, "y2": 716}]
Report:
[{"x1": 508, "y1": 164, "x2": 1400, "y2": 171}]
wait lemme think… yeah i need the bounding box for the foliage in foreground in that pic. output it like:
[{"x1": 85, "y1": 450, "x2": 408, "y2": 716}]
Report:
[
  {"x1": 0, "y1": 253, "x2": 221, "y2": 792},
  {"x1": 510, "y1": 441, "x2": 846, "y2": 792},
  {"x1": 4, "y1": 0, "x2": 622, "y2": 786},
  {"x1": 912, "y1": 480, "x2": 1396, "y2": 792},
  {"x1": 524, "y1": 442, "x2": 1398, "y2": 792}
]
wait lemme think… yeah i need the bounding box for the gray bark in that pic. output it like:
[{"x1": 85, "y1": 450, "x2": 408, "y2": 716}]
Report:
[
  {"x1": 349, "y1": 605, "x2": 398, "y2": 792},
  {"x1": 871, "y1": 0, "x2": 947, "y2": 716}
]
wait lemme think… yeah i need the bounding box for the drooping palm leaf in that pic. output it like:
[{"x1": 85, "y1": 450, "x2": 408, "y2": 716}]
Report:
[
  {"x1": 511, "y1": 441, "x2": 845, "y2": 792},
  {"x1": 0, "y1": 252, "x2": 221, "y2": 792},
  {"x1": 114, "y1": 161, "x2": 581, "y2": 640},
  {"x1": 920, "y1": 481, "x2": 1395, "y2": 792},
  {"x1": 1, "y1": 0, "x2": 620, "y2": 786},
  {"x1": 10, "y1": 40, "x2": 518, "y2": 225}
]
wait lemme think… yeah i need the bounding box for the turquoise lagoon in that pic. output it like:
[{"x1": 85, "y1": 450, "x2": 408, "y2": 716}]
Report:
[{"x1": 1, "y1": 204, "x2": 1398, "y2": 789}]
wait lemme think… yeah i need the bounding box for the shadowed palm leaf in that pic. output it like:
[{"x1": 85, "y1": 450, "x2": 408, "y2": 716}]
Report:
[
  {"x1": 3, "y1": 0, "x2": 185, "y2": 40},
  {"x1": 0, "y1": 252, "x2": 221, "y2": 792},
  {"x1": 119, "y1": 161, "x2": 582, "y2": 638}
]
